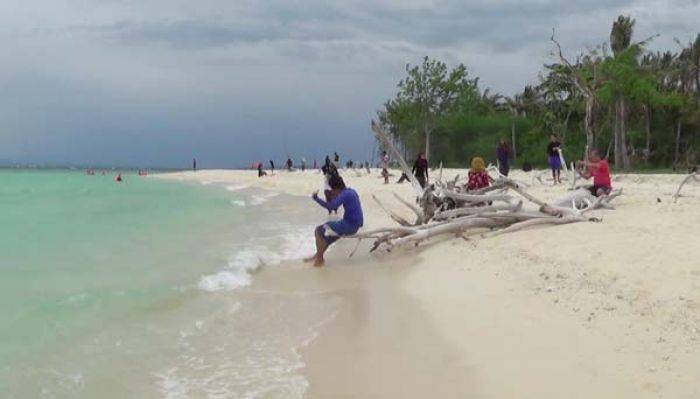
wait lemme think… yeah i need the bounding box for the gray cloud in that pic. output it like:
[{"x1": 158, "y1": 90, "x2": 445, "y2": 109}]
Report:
[{"x1": 0, "y1": 0, "x2": 698, "y2": 167}]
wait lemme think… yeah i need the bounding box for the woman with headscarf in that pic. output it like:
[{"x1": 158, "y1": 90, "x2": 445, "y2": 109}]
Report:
[{"x1": 466, "y1": 157, "x2": 491, "y2": 191}]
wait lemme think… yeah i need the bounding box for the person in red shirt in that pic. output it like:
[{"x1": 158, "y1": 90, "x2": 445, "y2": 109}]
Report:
[
  {"x1": 466, "y1": 157, "x2": 491, "y2": 191},
  {"x1": 579, "y1": 148, "x2": 612, "y2": 197}
]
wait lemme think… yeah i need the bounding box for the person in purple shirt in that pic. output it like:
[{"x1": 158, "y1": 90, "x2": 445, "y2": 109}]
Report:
[
  {"x1": 496, "y1": 138, "x2": 510, "y2": 177},
  {"x1": 304, "y1": 175, "x2": 363, "y2": 267}
]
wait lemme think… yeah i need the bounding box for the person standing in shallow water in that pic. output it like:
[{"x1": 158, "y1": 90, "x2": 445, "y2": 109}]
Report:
[
  {"x1": 496, "y1": 139, "x2": 510, "y2": 177},
  {"x1": 546, "y1": 135, "x2": 562, "y2": 184},
  {"x1": 192, "y1": 158, "x2": 197, "y2": 172},
  {"x1": 305, "y1": 174, "x2": 363, "y2": 267}
]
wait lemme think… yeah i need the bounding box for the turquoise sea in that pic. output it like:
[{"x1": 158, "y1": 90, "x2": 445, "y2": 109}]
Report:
[{"x1": 0, "y1": 169, "x2": 332, "y2": 398}]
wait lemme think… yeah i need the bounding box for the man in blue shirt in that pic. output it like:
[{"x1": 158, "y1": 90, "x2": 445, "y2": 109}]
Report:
[{"x1": 305, "y1": 175, "x2": 363, "y2": 267}]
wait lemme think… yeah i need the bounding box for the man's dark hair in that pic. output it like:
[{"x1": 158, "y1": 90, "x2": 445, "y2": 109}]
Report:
[{"x1": 328, "y1": 174, "x2": 346, "y2": 190}]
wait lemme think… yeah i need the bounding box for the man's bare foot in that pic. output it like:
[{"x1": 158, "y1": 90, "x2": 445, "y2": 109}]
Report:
[{"x1": 313, "y1": 258, "x2": 325, "y2": 267}]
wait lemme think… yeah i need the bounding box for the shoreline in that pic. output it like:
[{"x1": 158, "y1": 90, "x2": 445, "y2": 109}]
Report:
[{"x1": 155, "y1": 168, "x2": 700, "y2": 398}]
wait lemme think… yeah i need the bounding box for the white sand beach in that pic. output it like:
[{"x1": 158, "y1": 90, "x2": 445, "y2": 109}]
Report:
[{"x1": 158, "y1": 168, "x2": 700, "y2": 398}]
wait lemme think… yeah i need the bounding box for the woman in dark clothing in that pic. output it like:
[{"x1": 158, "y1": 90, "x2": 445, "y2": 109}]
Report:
[
  {"x1": 412, "y1": 152, "x2": 429, "y2": 188},
  {"x1": 546, "y1": 135, "x2": 562, "y2": 184},
  {"x1": 496, "y1": 139, "x2": 510, "y2": 177}
]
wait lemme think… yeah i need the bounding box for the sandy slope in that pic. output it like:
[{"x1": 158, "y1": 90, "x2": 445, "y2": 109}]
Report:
[{"x1": 157, "y1": 168, "x2": 700, "y2": 398}]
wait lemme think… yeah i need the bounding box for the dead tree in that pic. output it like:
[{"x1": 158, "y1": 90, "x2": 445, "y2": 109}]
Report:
[{"x1": 350, "y1": 175, "x2": 620, "y2": 253}]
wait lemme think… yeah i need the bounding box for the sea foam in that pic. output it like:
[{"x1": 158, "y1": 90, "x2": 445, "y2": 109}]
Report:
[
  {"x1": 198, "y1": 225, "x2": 315, "y2": 292},
  {"x1": 249, "y1": 192, "x2": 280, "y2": 206},
  {"x1": 225, "y1": 184, "x2": 249, "y2": 192}
]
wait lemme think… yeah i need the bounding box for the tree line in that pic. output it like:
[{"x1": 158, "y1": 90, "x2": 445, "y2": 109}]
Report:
[{"x1": 377, "y1": 15, "x2": 699, "y2": 171}]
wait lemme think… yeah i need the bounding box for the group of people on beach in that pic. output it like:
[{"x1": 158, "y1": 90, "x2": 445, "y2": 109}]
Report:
[
  {"x1": 302, "y1": 137, "x2": 613, "y2": 266},
  {"x1": 255, "y1": 152, "x2": 365, "y2": 178}
]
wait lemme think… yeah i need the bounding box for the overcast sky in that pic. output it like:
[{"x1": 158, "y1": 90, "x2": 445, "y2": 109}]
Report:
[{"x1": 1, "y1": 0, "x2": 698, "y2": 168}]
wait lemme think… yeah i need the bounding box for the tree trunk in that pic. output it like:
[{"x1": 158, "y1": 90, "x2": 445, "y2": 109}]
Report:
[
  {"x1": 584, "y1": 96, "x2": 595, "y2": 150},
  {"x1": 674, "y1": 119, "x2": 682, "y2": 167},
  {"x1": 424, "y1": 123, "x2": 431, "y2": 162},
  {"x1": 614, "y1": 100, "x2": 621, "y2": 168},
  {"x1": 511, "y1": 121, "x2": 517, "y2": 161},
  {"x1": 644, "y1": 104, "x2": 652, "y2": 163},
  {"x1": 620, "y1": 98, "x2": 630, "y2": 169},
  {"x1": 614, "y1": 98, "x2": 630, "y2": 170}
]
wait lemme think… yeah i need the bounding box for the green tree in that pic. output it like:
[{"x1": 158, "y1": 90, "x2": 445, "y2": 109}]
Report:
[{"x1": 383, "y1": 56, "x2": 479, "y2": 161}]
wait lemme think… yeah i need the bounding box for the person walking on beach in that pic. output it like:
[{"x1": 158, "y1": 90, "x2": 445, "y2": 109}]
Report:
[
  {"x1": 301, "y1": 157, "x2": 307, "y2": 172},
  {"x1": 192, "y1": 158, "x2": 197, "y2": 172},
  {"x1": 381, "y1": 151, "x2": 390, "y2": 184},
  {"x1": 496, "y1": 139, "x2": 510, "y2": 177},
  {"x1": 286, "y1": 157, "x2": 293, "y2": 171},
  {"x1": 547, "y1": 135, "x2": 562, "y2": 184},
  {"x1": 412, "y1": 152, "x2": 429, "y2": 188},
  {"x1": 269, "y1": 160, "x2": 275, "y2": 175},
  {"x1": 305, "y1": 174, "x2": 363, "y2": 267},
  {"x1": 333, "y1": 152, "x2": 340, "y2": 168}
]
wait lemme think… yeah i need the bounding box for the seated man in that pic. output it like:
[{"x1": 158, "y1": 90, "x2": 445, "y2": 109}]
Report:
[
  {"x1": 305, "y1": 175, "x2": 364, "y2": 267},
  {"x1": 579, "y1": 149, "x2": 612, "y2": 197}
]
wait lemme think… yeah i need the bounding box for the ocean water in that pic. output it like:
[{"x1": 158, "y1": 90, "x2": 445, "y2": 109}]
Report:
[{"x1": 0, "y1": 170, "x2": 335, "y2": 398}]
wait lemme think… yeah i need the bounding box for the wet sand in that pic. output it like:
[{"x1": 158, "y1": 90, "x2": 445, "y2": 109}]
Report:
[{"x1": 158, "y1": 168, "x2": 700, "y2": 398}]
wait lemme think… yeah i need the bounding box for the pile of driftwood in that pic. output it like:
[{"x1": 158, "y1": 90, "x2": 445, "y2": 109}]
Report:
[{"x1": 348, "y1": 121, "x2": 622, "y2": 254}]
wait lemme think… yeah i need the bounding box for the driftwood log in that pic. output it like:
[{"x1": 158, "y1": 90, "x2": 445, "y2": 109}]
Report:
[
  {"x1": 349, "y1": 142, "x2": 621, "y2": 254},
  {"x1": 346, "y1": 120, "x2": 622, "y2": 254},
  {"x1": 673, "y1": 172, "x2": 699, "y2": 202}
]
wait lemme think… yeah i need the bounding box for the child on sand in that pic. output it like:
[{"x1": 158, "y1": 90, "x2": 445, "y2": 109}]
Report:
[
  {"x1": 578, "y1": 149, "x2": 612, "y2": 197},
  {"x1": 466, "y1": 157, "x2": 490, "y2": 191},
  {"x1": 305, "y1": 175, "x2": 364, "y2": 267}
]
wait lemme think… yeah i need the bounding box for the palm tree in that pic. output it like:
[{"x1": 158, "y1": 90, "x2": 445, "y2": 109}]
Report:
[{"x1": 610, "y1": 15, "x2": 636, "y2": 169}]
